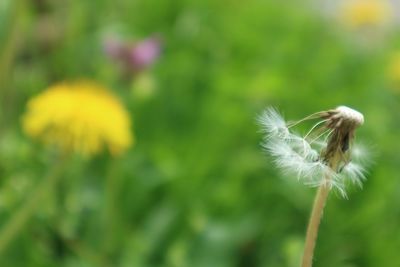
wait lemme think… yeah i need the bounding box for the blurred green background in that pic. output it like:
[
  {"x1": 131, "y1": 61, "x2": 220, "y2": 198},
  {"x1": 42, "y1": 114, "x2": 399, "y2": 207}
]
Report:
[{"x1": 1, "y1": 0, "x2": 400, "y2": 266}]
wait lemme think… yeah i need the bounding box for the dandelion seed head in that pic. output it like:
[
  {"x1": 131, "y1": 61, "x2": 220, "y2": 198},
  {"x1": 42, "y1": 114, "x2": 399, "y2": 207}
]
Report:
[
  {"x1": 335, "y1": 105, "x2": 364, "y2": 126},
  {"x1": 259, "y1": 106, "x2": 367, "y2": 197},
  {"x1": 322, "y1": 105, "x2": 364, "y2": 131}
]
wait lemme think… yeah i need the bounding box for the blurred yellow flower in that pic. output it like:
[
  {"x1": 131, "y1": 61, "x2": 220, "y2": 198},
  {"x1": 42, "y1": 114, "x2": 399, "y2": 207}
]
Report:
[
  {"x1": 22, "y1": 81, "x2": 133, "y2": 156},
  {"x1": 341, "y1": 0, "x2": 392, "y2": 28},
  {"x1": 387, "y1": 52, "x2": 400, "y2": 85}
]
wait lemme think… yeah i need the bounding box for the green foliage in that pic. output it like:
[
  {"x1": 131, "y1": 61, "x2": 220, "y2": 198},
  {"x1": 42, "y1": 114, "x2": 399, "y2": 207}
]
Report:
[{"x1": 0, "y1": 0, "x2": 399, "y2": 266}]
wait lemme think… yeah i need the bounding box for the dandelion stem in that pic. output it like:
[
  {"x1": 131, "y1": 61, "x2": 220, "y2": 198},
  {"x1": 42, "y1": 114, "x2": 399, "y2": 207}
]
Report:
[
  {"x1": 0, "y1": 155, "x2": 67, "y2": 255},
  {"x1": 301, "y1": 156, "x2": 340, "y2": 267},
  {"x1": 0, "y1": 0, "x2": 24, "y2": 90},
  {"x1": 300, "y1": 183, "x2": 330, "y2": 267},
  {"x1": 0, "y1": 0, "x2": 26, "y2": 127},
  {"x1": 103, "y1": 160, "x2": 122, "y2": 256}
]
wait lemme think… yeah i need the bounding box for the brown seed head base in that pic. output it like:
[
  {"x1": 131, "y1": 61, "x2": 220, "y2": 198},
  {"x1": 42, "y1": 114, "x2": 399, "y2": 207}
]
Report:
[{"x1": 320, "y1": 106, "x2": 364, "y2": 168}]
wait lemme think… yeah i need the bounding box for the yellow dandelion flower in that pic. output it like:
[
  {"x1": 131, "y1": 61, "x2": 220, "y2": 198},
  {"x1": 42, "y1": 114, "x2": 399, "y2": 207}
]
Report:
[
  {"x1": 341, "y1": 0, "x2": 392, "y2": 29},
  {"x1": 22, "y1": 81, "x2": 133, "y2": 156},
  {"x1": 387, "y1": 52, "x2": 400, "y2": 86}
]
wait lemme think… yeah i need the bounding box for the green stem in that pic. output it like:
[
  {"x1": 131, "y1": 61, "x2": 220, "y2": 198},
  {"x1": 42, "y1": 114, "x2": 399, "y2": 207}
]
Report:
[
  {"x1": 0, "y1": 156, "x2": 67, "y2": 254},
  {"x1": 0, "y1": 0, "x2": 24, "y2": 88},
  {"x1": 61, "y1": 236, "x2": 112, "y2": 267},
  {"x1": 0, "y1": 0, "x2": 26, "y2": 128},
  {"x1": 103, "y1": 160, "x2": 121, "y2": 255}
]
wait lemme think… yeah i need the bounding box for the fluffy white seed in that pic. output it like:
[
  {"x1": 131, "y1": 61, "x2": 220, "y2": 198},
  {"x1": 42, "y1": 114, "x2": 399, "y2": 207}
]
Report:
[{"x1": 258, "y1": 108, "x2": 290, "y2": 138}]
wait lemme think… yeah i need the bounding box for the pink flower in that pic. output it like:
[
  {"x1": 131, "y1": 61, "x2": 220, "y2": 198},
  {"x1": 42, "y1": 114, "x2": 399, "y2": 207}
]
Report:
[
  {"x1": 129, "y1": 37, "x2": 161, "y2": 70},
  {"x1": 103, "y1": 36, "x2": 162, "y2": 74}
]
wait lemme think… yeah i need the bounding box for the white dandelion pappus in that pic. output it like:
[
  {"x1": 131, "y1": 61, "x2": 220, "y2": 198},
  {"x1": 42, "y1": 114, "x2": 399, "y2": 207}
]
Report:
[
  {"x1": 258, "y1": 107, "x2": 290, "y2": 139},
  {"x1": 259, "y1": 106, "x2": 367, "y2": 197}
]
